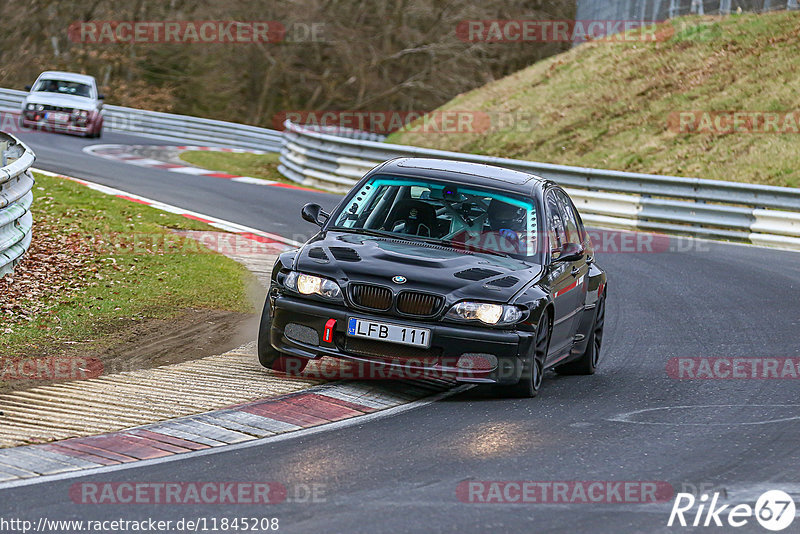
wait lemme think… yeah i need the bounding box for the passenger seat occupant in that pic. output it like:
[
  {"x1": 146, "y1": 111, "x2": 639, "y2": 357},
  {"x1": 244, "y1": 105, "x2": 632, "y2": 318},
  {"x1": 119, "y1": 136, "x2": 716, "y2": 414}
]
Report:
[{"x1": 384, "y1": 200, "x2": 438, "y2": 237}]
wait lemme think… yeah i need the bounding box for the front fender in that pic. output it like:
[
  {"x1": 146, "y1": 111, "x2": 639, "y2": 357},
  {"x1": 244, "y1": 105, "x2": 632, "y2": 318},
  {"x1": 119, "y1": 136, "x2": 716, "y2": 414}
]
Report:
[{"x1": 271, "y1": 250, "x2": 299, "y2": 284}]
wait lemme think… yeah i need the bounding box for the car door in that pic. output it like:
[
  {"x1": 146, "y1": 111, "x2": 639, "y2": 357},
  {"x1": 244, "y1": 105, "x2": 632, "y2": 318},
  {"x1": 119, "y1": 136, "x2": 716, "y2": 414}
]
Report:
[
  {"x1": 544, "y1": 189, "x2": 581, "y2": 360},
  {"x1": 555, "y1": 189, "x2": 590, "y2": 335}
]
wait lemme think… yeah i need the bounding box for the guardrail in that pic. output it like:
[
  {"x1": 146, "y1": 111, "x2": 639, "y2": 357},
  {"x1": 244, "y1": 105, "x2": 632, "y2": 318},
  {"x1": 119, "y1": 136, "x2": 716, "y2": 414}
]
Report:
[
  {"x1": 0, "y1": 132, "x2": 35, "y2": 278},
  {"x1": 0, "y1": 88, "x2": 282, "y2": 152},
  {"x1": 279, "y1": 121, "x2": 800, "y2": 251}
]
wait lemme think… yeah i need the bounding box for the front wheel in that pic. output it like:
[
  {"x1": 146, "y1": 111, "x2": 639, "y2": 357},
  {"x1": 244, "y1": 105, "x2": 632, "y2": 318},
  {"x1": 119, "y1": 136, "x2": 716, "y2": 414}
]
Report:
[
  {"x1": 506, "y1": 311, "x2": 550, "y2": 398},
  {"x1": 257, "y1": 295, "x2": 308, "y2": 374}
]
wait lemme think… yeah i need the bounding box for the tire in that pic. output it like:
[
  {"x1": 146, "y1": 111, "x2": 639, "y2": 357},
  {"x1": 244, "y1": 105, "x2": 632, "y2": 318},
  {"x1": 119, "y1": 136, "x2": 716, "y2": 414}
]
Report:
[
  {"x1": 257, "y1": 294, "x2": 308, "y2": 374},
  {"x1": 506, "y1": 311, "x2": 551, "y2": 398},
  {"x1": 555, "y1": 293, "x2": 606, "y2": 376}
]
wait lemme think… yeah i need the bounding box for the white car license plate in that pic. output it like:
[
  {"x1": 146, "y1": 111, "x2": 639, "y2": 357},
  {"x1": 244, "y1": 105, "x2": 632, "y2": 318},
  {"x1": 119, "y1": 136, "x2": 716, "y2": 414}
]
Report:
[
  {"x1": 49, "y1": 112, "x2": 69, "y2": 122},
  {"x1": 347, "y1": 317, "x2": 431, "y2": 348}
]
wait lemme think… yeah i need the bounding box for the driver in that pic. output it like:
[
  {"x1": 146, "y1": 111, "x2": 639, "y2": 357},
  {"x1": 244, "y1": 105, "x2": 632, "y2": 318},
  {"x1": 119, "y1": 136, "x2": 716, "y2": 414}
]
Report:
[{"x1": 487, "y1": 199, "x2": 526, "y2": 252}]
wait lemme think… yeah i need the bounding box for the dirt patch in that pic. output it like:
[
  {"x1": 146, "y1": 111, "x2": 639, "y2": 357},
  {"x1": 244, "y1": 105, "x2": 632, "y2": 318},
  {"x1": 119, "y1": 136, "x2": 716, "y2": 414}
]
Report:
[{"x1": 0, "y1": 308, "x2": 260, "y2": 395}]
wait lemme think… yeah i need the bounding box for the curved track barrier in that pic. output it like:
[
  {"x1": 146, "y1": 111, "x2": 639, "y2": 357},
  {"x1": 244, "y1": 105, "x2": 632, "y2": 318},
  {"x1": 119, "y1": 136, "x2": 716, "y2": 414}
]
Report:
[
  {"x1": 0, "y1": 132, "x2": 35, "y2": 278},
  {"x1": 279, "y1": 121, "x2": 800, "y2": 250},
  {"x1": 0, "y1": 88, "x2": 282, "y2": 152}
]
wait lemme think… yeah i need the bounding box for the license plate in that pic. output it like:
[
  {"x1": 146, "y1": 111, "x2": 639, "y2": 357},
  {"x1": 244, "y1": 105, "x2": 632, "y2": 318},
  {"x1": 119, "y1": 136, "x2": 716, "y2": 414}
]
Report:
[
  {"x1": 48, "y1": 112, "x2": 69, "y2": 122},
  {"x1": 347, "y1": 317, "x2": 431, "y2": 348}
]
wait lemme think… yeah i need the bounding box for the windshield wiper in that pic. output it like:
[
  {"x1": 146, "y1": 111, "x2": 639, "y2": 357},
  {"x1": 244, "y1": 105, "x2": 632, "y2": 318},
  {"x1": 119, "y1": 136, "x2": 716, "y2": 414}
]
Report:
[
  {"x1": 330, "y1": 227, "x2": 398, "y2": 239},
  {"x1": 332, "y1": 227, "x2": 513, "y2": 258},
  {"x1": 410, "y1": 236, "x2": 512, "y2": 258}
]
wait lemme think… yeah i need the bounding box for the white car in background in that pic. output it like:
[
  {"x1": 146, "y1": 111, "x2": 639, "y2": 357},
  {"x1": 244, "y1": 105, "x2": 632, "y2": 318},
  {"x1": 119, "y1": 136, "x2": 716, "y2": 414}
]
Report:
[{"x1": 20, "y1": 71, "x2": 104, "y2": 138}]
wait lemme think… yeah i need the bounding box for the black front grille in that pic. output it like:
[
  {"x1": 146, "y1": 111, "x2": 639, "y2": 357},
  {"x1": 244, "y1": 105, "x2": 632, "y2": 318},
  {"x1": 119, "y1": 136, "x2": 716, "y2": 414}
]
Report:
[
  {"x1": 344, "y1": 337, "x2": 442, "y2": 363},
  {"x1": 351, "y1": 284, "x2": 392, "y2": 311},
  {"x1": 397, "y1": 292, "x2": 443, "y2": 316},
  {"x1": 42, "y1": 105, "x2": 74, "y2": 113}
]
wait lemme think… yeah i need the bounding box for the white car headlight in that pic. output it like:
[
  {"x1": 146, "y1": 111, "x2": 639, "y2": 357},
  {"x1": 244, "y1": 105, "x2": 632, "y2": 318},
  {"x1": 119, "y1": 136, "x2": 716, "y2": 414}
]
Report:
[
  {"x1": 35, "y1": 104, "x2": 44, "y2": 111},
  {"x1": 26, "y1": 103, "x2": 34, "y2": 111},
  {"x1": 284, "y1": 271, "x2": 341, "y2": 300},
  {"x1": 445, "y1": 301, "x2": 525, "y2": 325}
]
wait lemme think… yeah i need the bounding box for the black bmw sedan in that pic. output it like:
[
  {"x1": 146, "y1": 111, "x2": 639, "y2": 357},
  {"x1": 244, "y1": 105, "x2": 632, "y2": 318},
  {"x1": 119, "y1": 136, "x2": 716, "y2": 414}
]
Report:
[{"x1": 258, "y1": 158, "x2": 607, "y2": 397}]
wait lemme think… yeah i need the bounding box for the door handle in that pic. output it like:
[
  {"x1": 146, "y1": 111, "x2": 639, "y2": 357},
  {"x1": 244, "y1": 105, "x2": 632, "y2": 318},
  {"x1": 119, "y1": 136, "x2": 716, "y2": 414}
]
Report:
[{"x1": 571, "y1": 267, "x2": 580, "y2": 277}]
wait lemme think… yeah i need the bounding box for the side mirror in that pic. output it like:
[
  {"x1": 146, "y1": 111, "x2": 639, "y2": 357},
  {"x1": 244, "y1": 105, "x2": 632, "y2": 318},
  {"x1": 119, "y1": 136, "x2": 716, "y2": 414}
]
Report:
[
  {"x1": 98, "y1": 94, "x2": 105, "y2": 100},
  {"x1": 552, "y1": 242, "x2": 584, "y2": 263},
  {"x1": 24, "y1": 85, "x2": 31, "y2": 91},
  {"x1": 301, "y1": 203, "x2": 329, "y2": 227}
]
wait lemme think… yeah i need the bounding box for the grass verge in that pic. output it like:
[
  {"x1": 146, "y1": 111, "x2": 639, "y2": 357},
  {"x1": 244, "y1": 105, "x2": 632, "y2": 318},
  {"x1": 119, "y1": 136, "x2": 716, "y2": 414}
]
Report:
[
  {"x1": 178, "y1": 151, "x2": 332, "y2": 192},
  {"x1": 180, "y1": 151, "x2": 283, "y2": 181},
  {"x1": 0, "y1": 172, "x2": 256, "y2": 358}
]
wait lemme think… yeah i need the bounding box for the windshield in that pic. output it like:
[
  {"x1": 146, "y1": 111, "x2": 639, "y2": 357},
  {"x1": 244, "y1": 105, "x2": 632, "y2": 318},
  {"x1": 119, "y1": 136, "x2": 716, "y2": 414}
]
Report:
[
  {"x1": 33, "y1": 79, "x2": 92, "y2": 98},
  {"x1": 330, "y1": 175, "x2": 539, "y2": 259}
]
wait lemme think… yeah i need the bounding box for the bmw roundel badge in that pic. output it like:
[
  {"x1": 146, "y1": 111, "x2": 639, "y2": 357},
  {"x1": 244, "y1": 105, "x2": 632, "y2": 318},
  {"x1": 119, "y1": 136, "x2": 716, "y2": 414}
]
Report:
[{"x1": 392, "y1": 275, "x2": 407, "y2": 284}]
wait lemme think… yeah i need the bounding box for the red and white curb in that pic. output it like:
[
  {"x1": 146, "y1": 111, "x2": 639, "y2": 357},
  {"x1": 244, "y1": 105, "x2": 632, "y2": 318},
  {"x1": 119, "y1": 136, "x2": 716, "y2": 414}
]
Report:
[
  {"x1": 33, "y1": 168, "x2": 303, "y2": 250},
  {"x1": 82, "y1": 144, "x2": 314, "y2": 190},
  {"x1": 0, "y1": 380, "x2": 462, "y2": 486}
]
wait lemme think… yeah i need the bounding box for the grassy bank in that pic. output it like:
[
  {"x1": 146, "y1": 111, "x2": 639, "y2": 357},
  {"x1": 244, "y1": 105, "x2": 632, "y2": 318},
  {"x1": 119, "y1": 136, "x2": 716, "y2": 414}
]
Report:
[
  {"x1": 0, "y1": 172, "x2": 256, "y2": 358},
  {"x1": 389, "y1": 12, "x2": 800, "y2": 188}
]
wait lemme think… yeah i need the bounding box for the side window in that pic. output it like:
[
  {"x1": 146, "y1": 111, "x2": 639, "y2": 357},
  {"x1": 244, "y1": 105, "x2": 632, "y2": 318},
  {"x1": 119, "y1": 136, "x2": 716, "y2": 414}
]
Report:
[
  {"x1": 555, "y1": 190, "x2": 581, "y2": 245},
  {"x1": 546, "y1": 191, "x2": 566, "y2": 255}
]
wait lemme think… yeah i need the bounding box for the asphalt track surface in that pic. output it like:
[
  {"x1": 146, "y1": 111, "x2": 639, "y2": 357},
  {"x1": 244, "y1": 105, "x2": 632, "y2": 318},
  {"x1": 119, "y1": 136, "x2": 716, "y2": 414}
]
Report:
[{"x1": 1, "y1": 130, "x2": 799, "y2": 533}]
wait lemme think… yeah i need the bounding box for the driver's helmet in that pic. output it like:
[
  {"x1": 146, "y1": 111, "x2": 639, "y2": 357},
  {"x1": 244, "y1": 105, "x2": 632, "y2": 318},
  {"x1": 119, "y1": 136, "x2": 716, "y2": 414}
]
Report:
[{"x1": 488, "y1": 199, "x2": 525, "y2": 232}]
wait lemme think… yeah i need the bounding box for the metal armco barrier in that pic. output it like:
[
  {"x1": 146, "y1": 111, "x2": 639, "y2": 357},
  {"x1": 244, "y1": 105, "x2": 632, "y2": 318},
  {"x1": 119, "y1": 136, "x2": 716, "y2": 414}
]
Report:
[
  {"x1": 0, "y1": 132, "x2": 35, "y2": 278},
  {"x1": 279, "y1": 121, "x2": 800, "y2": 251},
  {"x1": 0, "y1": 88, "x2": 282, "y2": 152}
]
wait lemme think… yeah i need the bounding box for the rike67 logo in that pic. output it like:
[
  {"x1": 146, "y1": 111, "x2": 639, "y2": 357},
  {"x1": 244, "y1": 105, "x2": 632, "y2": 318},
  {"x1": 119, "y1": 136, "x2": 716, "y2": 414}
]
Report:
[{"x1": 668, "y1": 490, "x2": 796, "y2": 531}]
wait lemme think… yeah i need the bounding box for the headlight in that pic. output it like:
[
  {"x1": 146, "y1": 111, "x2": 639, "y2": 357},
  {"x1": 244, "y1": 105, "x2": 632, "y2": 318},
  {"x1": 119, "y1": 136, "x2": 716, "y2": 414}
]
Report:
[
  {"x1": 26, "y1": 103, "x2": 34, "y2": 111},
  {"x1": 284, "y1": 271, "x2": 341, "y2": 300},
  {"x1": 445, "y1": 301, "x2": 525, "y2": 325},
  {"x1": 35, "y1": 104, "x2": 44, "y2": 111}
]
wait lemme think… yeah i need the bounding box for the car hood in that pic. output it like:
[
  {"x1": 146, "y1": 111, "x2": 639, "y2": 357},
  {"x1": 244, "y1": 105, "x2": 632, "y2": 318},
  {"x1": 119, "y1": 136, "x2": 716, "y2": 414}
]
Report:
[
  {"x1": 294, "y1": 231, "x2": 544, "y2": 304},
  {"x1": 23, "y1": 92, "x2": 98, "y2": 111}
]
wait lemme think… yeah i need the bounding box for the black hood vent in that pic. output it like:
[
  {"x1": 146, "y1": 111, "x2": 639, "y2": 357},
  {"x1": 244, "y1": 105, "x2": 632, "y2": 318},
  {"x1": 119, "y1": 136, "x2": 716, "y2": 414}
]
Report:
[
  {"x1": 455, "y1": 268, "x2": 502, "y2": 281},
  {"x1": 329, "y1": 247, "x2": 361, "y2": 262},
  {"x1": 307, "y1": 247, "x2": 329, "y2": 262},
  {"x1": 485, "y1": 276, "x2": 519, "y2": 288}
]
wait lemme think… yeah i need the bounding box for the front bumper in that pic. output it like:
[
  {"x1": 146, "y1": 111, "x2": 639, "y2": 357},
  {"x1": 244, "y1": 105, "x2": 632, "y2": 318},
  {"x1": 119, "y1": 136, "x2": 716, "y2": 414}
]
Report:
[
  {"x1": 21, "y1": 114, "x2": 97, "y2": 135},
  {"x1": 270, "y1": 295, "x2": 532, "y2": 384}
]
